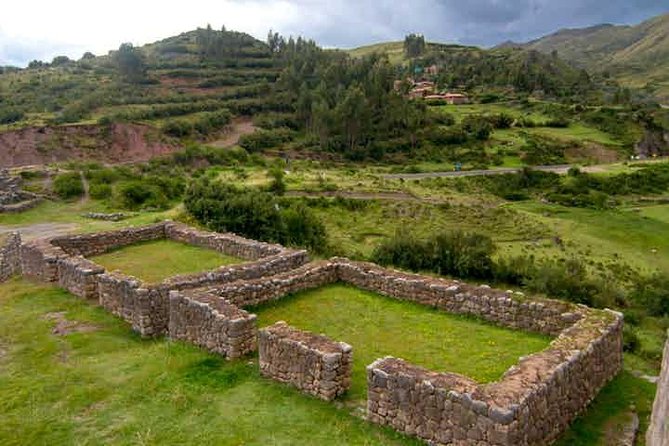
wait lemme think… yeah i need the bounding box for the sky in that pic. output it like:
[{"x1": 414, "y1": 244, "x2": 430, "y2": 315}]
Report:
[{"x1": 1, "y1": 0, "x2": 667, "y2": 67}]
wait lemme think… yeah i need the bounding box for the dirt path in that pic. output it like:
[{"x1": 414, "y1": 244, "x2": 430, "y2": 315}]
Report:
[
  {"x1": 381, "y1": 165, "x2": 582, "y2": 180},
  {"x1": 210, "y1": 118, "x2": 257, "y2": 148},
  {"x1": 285, "y1": 190, "x2": 419, "y2": 201},
  {"x1": 0, "y1": 222, "x2": 78, "y2": 240},
  {"x1": 80, "y1": 171, "x2": 90, "y2": 203}
]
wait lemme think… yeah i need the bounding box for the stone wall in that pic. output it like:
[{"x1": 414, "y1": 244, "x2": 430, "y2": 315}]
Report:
[
  {"x1": 0, "y1": 232, "x2": 21, "y2": 282},
  {"x1": 0, "y1": 169, "x2": 42, "y2": 213},
  {"x1": 259, "y1": 321, "x2": 352, "y2": 401},
  {"x1": 367, "y1": 310, "x2": 623, "y2": 446},
  {"x1": 168, "y1": 290, "x2": 257, "y2": 359},
  {"x1": 50, "y1": 222, "x2": 166, "y2": 257},
  {"x1": 20, "y1": 238, "x2": 67, "y2": 282},
  {"x1": 58, "y1": 256, "x2": 105, "y2": 299},
  {"x1": 205, "y1": 261, "x2": 338, "y2": 308},
  {"x1": 196, "y1": 257, "x2": 622, "y2": 444},
  {"x1": 336, "y1": 259, "x2": 578, "y2": 336},
  {"x1": 23, "y1": 222, "x2": 308, "y2": 337},
  {"x1": 165, "y1": 221, "x2": 284, "y2": 260},
  {"x1": 647, "y1": 331, "x2": 669, "y2": 446}
]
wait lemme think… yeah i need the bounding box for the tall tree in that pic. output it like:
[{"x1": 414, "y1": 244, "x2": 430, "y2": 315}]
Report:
[{"x1": 114, "y1": 43, "x2": 146, "y2": 83}]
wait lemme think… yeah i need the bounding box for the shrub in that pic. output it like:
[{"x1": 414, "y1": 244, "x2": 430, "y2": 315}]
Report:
[
  {"x1": 184, "y1": 179, "x2": 328, "y2": 253},
  {"x1": 630, "y1": 273, "x2": 669, "y2": 317},
  {"x1": 461, "y1": 115, "x2": 493, "y2": 140},
  {"x1": 372, "y1": 229, "x2": 495, "y2": 280},
  {"x1": 524, "y1": 258, "x2": 599, "y2": 306},
  {"x1": 89, "y1": 183, "x2": 112, "y2": 200},
  {"x1": 267, "y1": 167, "x2": 286, "y2": 195},
  {"x1": 238, "y1": 128, "x2": 295, "y2": 152},
  {"x1": 114, "y1": 181, "x2": 168, "y2": 210},
  {"x1": 623, "y1": 326, "x2": 641, "y2": 353},
  {"x1": 53, "y1": 172, "x2": 84, "y2": 199}
]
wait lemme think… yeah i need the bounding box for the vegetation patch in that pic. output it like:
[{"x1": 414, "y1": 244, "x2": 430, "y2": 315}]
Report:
[{"x1": 91, "y1": 239, "x2": 239, "y2": 283}]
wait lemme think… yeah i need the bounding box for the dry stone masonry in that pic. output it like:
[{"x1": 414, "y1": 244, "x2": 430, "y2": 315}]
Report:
[
  {"x1": 19, "y1": 221, "x2": 307, "y2": 337},
  {"x1": 0, "y1": 232, "x2": 21, "y2": 282},
  {"x1": 12, "y1": 224, "x2": 624, "y2": 445},
  {"x1": 169, "y1": 289, "x2": 257, "y2": 359},
  {"x1": 0, "y1": 169, "x2": 41, "y2": 213},
  {"x1": 647, "y1": 331, "x2": 669, "y2": 446},
  {"x1": 259, "y1": 321, "x2": 352, "y2": 401},
  {"x1": 191, "y1": 257, "x2": 623, "y2": 445}
]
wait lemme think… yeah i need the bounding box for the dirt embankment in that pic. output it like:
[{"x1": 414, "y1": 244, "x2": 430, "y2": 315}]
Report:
[{"x1": 0, "y1": 123, "x2": 180, "y2": 168}]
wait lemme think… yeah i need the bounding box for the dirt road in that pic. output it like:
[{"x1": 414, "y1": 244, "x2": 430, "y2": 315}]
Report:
[{"x1": 381, "y1": 164, "x2": 607, "y2": 180}]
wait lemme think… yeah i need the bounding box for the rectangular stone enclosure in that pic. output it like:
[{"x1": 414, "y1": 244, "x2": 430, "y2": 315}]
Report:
[
  {"x1": 15, "y1": 220, "x2": 623, "y2": 446},
  {"x1": 180, "y1": 258, "x2": 622, "y2": 446},
  {"x1": 19, "y1": 221, "x2": 308, "y2": 337},
  {"x1": 259, "y1": 321, "x2": 353, "y2": 401}
]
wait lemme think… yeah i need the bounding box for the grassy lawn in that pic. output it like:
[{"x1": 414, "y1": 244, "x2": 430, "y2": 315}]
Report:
[
  {"x1": 507, "y1": 202, "x2": 669, "y2": 273},
  {"x1": 527, "y1": 124, "x2": 622, "y2": 146},
  {"x1": 0, "y1": 279, "x2": 657, "y2": 445},
  {"x1": 91, "y1": 239, "x2": 240, "y2": 283},
  {"x1": 252, "y1": 284, "x2": 552, "y2": 401},
  {"x1": 0, "y1": 279, "x2": 421, "y2": 446}
]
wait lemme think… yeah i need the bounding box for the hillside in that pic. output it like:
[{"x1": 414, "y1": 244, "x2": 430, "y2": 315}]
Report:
[
  {"x1": 0, "y1": 27, "x2": 283, "y2": 166},
  {"x1": 518, "y1": 13, "x2": 669, "y2": 100}
]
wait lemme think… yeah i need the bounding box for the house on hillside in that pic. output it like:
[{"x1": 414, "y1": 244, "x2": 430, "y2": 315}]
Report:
[
  {"x1": 421, "y1": 92, "x2": 469, "y2": 104},
  {"x1": 424, "y1": 65, "x2": 439, "y2": 76}
]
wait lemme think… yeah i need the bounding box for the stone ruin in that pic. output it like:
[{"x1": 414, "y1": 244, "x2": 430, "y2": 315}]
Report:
[
  {"x1": 0, "y1": 169, "x2": 42, "y2": 213},
  {"x1": 0, "y1": 223, "x2": 625, "y2": 445}
]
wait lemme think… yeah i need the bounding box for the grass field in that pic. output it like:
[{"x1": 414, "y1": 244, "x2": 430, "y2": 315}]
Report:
[
  {"x1": 252, "y1": 284, "x2": 551, "y2": 400},
  {"x1": 0, "y1": 279, "x2": 656, "y2": 445},
  {"x1": 0, "y1": 279, "x2": 421, "y2": 446},
  {"x1": 91, "y1": 239, "x2": 239, "y2": 283}
]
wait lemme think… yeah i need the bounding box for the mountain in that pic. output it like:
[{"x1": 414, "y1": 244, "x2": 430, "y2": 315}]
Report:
[{"x1": 516, "y1": 13, "x2": 669, "y2": 101}]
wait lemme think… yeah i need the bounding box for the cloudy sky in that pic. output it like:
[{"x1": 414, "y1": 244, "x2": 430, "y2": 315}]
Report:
[{"x1": 1, "y1": 0, "x2": 667, "y2": 66}]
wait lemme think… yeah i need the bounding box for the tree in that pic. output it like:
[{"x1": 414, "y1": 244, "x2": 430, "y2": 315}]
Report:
[
  {"x1": 404, "y1": 34, "x2": 426, "y2": 58},
  {"x1": 114, "y1": 43, "x2": 146, "y2": 83}
]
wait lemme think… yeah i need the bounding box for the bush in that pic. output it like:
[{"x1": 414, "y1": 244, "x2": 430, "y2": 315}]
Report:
[
  {"x1": 623, "y1": 326, "x2": 641, "y2": 353},
  {"x1": 184, "y1": 179, "x2": 328, "y2": 253},
  {"x1": 238, "y1": 128, "x2": 295, "y2": 152},
  {"x1": 630, "y1": 273, "x2": 669, "y2": 317},
  {"x1": 114, "y1": 181, "x2": 168, "y2": 210},
  {"x1": 461, "y1": 115, "x2": 493, "y2": 140},
  {"x1": 89, "y1": 183, "x2": 112, "y2": 200},
  {"x1": 267, "y1": 168, "x2": 286, "y2": 195},
  {"x1": 524, "y1": 258, "x2": 599, "y2": 306},
  {"x1": 53, "y1": 172, "x2": 84, "y2": 199},
  {"x1": 372, "y1": 229, "x2": 495, "y2": 280}
]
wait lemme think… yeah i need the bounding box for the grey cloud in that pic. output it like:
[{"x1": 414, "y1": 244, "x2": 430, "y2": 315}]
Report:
[{"x1": 268, "y1": 0, "x2": 667, "y2": 47}]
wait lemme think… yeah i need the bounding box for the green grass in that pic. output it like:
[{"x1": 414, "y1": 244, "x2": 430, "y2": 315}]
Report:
[
  {"x1": 527, "y1": 124, "x2": 622, "y2": 146},
  {"x1": 554, "y1": 371, "x2": 656, "y2": 446},
  {"x1": 507, "y1": 202, "x2": 669, "y2": 272},
  {"x1": 252, "y1": 283, "x2": 552, "y2": 401},
  {"x1": 0, "y1": 279, "x2": 421, "y2": 446},
  {"x1": 91, "y1": 239, "x2": 240, "y2": 283},
  {"x1": 0, "y1": 279, "x2": 656, "y2": 446}
]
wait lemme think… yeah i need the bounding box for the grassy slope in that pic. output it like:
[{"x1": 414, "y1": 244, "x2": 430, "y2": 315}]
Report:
[
  {"x1": 523, "y1": 13, "x2": 669, "y2": 100},
  {"x1": 252, "y1": 284, "x2": 551, "y2": 400},
  {"x1": 91, "y1": 239, "x2": 240, "y2": 283},
  {"x1": 0, "y1": 279, "x2": 422, "y2": 446}
]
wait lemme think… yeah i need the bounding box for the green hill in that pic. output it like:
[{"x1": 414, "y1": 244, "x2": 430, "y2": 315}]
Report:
[{"x1": 518, "y1": 13, "x2": 669, "y2": 101}]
